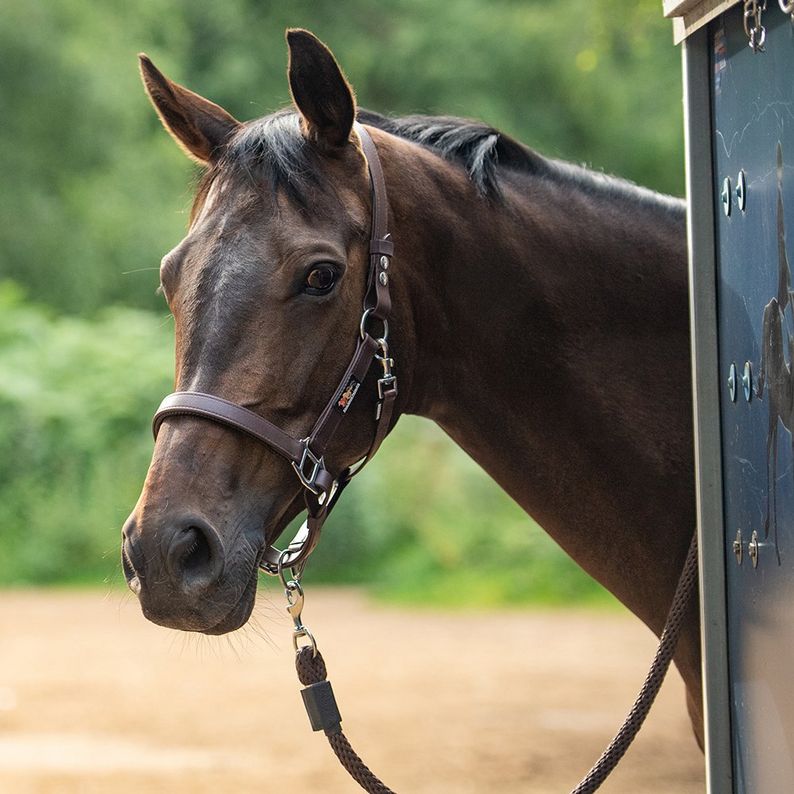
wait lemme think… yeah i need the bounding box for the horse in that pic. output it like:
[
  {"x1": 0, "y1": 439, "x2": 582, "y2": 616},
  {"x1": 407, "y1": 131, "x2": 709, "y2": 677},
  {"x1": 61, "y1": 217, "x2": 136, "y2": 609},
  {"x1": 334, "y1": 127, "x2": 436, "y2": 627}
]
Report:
[
  {"x1": 122, "y1": 29, "x2": 702, "y2": 749},
  {"x1": 757, "y1": 142, "x2": 794, "y2": 561}
]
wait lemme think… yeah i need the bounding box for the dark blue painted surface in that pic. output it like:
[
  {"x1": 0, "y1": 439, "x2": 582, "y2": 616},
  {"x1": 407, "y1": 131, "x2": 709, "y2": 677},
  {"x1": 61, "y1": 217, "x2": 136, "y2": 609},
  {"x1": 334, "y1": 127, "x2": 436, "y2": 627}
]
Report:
[{"x1": 710, "y1": 10, "x2": 794, "y2": 791}]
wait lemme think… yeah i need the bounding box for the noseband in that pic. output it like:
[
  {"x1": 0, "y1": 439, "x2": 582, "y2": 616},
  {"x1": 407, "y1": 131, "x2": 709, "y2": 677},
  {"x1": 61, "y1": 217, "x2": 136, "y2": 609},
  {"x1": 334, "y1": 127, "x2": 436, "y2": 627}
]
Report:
[{"x1": 152, "y1": 123, "x2": 397, "y2": 576}]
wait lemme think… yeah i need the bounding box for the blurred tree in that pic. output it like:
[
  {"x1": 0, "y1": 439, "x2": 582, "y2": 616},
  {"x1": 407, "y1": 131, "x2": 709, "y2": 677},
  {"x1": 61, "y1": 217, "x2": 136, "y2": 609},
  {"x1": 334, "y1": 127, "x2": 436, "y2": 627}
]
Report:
[
  {"x1": 0, "y1": 282, "x2": 174, "y2": 584},
  {"x1": 0, "y1": 0, "x2": 682, "y2": 314}
]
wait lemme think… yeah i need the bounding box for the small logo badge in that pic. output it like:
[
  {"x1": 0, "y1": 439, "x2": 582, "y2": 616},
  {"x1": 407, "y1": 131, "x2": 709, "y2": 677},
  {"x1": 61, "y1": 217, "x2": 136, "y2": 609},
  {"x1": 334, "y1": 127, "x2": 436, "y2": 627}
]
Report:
[{"x1": 336, "y1": 377, "x2": 361, "y2": 413}]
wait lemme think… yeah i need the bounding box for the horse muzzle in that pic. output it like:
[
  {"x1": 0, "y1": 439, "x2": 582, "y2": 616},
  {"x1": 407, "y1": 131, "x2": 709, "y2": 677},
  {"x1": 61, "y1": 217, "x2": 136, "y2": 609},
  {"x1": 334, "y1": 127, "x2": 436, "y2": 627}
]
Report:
[{"x1": 121, "y1": 511, "x2": 258, "y2": 633}]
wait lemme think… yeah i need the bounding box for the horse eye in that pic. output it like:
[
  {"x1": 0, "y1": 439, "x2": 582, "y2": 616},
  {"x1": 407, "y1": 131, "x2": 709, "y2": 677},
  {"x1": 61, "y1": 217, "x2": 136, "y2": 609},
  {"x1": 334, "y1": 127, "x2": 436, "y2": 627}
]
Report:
[{"x1": 304, "y1": 265, "x2": 337, "y2": 295}]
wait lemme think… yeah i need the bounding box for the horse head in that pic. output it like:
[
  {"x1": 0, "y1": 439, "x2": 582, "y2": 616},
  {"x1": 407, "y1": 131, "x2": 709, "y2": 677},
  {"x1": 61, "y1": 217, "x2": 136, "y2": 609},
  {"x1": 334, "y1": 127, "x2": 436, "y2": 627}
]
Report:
[{"x1": 122, "y1": 30, "x2": 411, "y2": 633}]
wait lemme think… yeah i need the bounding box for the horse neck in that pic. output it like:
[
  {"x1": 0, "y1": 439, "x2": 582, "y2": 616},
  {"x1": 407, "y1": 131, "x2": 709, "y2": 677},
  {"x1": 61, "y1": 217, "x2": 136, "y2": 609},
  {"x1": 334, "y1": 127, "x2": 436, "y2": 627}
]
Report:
[{"x1": 385, "y1": 136, "x2": 693, "y2": 632}]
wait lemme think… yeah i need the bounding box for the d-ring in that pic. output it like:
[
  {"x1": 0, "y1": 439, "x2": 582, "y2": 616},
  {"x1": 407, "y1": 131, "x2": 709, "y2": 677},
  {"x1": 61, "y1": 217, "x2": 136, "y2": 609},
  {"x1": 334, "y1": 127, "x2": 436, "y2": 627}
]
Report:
[{"x1": 360, "y1": 307, "x2": 389, "y2": 341}]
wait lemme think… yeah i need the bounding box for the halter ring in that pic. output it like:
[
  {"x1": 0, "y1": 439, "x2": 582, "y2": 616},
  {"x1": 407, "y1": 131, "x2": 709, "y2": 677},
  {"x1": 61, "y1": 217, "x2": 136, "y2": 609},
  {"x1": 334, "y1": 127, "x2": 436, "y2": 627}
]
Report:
[{"x1": 360, "y1": 307, "x2": 389, "y2": 341}]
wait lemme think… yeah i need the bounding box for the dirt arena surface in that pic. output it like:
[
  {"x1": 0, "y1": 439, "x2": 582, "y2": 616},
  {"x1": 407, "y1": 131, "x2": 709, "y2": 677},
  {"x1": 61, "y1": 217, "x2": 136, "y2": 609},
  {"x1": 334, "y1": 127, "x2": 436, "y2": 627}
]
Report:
[{"x1": 0, "y1": 589, "x2": 704, "y2": 793}]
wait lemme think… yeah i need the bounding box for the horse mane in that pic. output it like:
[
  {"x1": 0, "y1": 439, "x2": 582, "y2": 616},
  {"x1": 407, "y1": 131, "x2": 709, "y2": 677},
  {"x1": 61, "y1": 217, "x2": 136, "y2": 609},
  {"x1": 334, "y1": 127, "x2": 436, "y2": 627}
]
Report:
[
  {"x1": 194, "y1": 107, "x2": 682, "y2": 219},
  {"x1": 356, "y1": 109, "x2": 550, "y2": 197}
]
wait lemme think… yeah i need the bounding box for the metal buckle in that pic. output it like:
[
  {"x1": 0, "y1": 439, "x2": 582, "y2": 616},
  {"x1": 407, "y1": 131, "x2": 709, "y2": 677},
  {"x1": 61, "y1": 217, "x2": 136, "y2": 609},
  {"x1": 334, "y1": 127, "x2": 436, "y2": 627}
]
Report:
[
  {"x1": 378, "y1": 375, "x2": 397, "y2": 400},
  {"x1": 292, "y1": 441, "x2": 324, "y2": 495}
]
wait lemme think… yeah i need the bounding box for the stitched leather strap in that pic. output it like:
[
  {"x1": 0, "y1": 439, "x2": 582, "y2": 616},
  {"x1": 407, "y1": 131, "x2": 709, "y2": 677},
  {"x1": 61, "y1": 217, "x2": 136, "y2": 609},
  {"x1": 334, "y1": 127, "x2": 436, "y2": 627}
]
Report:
[
  {"x1": 340, "y1": 380, "x2": 397, "y2": 484},
  {"x1": 154, "y1": 391, "x2": 302, "y2": 460},
  {"x1": 356, "y1": 122, "x2": 392, "y2": 321},
  {"x1": 307, "y1": 334, "x2": 380, "y2": 456},
  {"x1": 152, "y1": 392, "x2": 336, "y2": 495}
]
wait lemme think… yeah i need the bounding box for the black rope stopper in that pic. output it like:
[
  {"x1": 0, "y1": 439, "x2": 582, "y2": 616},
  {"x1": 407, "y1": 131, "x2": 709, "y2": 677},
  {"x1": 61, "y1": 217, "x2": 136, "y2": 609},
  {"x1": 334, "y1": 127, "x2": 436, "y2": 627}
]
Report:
[
  {"x1": 295, "y1": 646, "x2": 342, "y2": 735},
  {"x1": 295, "y1": 646, "x2": 396, "y2": 794}
]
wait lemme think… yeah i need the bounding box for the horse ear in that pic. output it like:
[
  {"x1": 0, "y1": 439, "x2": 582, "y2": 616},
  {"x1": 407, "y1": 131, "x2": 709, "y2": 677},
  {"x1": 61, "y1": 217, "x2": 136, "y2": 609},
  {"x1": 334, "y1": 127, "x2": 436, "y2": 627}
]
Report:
[
  {"x1": 286, "y1": 29, "x2": 356, "y2": 149},
  {"x1": 138, "y1": 54, "x2": 240, "y2": 164}
]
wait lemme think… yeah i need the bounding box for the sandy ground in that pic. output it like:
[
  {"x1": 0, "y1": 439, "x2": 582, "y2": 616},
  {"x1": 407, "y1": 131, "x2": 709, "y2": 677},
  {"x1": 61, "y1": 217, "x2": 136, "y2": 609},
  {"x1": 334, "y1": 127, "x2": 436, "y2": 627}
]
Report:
[{"x1": 0, "y1": 588, "x2": 705, "y2": 793}]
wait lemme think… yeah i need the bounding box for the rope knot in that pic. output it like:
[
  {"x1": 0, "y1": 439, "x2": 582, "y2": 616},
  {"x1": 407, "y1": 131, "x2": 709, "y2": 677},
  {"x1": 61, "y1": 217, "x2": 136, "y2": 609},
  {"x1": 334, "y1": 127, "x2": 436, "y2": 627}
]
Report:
[{"x1": 295, "y1": 645, "x2": 328, "y2": 685}]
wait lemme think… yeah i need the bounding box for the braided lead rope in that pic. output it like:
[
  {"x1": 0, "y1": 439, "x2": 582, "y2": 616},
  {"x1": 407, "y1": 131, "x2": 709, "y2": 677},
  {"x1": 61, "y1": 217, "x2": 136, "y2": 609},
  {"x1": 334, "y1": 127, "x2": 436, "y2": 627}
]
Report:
[
  {"x1": 290, "y1": 531, "x2": 698, "y2": 794},
  {"x1": 570, "y1": 532, "x2": 698, "y2": 793}
]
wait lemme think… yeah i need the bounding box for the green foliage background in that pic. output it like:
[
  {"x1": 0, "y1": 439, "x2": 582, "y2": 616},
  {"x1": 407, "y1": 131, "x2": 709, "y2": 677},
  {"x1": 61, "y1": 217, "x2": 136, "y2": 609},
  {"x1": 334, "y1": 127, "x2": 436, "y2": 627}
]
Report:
[{"x1": 0, "y1": 0, "x2": 683, "y2": 604}]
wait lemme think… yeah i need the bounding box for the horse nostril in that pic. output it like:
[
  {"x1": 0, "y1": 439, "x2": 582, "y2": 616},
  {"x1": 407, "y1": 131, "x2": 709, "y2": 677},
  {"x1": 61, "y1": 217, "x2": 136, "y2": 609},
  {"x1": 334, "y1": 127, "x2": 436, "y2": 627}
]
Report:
[
  {"x1": 122, "y1": 541, "x2": 136, "y2": 578},
  {"x1": 181, "y1": 527, "x2": 211, "y2": 574},
  {"x1": 166, "y1": 520, "x2": 225, "y2": 593}
]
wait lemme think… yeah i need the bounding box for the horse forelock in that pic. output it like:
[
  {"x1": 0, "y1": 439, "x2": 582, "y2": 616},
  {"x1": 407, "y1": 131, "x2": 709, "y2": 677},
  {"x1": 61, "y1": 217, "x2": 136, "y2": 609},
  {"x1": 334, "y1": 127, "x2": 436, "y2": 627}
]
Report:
[{"x1": 190, "y1": 110, "x2": 317, "y2": 225}]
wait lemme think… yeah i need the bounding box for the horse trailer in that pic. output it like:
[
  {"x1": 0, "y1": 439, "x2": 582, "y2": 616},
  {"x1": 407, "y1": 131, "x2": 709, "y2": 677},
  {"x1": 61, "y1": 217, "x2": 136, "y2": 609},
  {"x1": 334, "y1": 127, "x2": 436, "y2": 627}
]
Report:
[{"x1": 670, "y1": 1, "x2": 794, "y2": 790}]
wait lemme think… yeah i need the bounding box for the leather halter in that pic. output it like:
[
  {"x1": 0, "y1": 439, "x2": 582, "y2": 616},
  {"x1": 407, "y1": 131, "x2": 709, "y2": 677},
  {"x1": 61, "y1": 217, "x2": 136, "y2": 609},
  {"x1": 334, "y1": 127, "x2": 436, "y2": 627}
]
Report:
[{"x1": 152, "y1": 122, "x2": 397, "y2": 575}]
